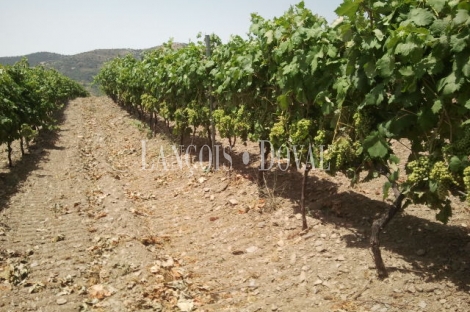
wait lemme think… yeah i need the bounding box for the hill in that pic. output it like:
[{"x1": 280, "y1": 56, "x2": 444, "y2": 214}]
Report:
[
  {"x1": 0, "y1": 52, "x2": 65, "y2": 66},
  {"x1": 0, "y1": 44, "x2": 186, "y2": 95}
]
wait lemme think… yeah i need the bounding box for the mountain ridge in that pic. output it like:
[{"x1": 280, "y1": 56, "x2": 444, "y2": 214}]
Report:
[{"x1": 0, "y1": 44, "x2": 185, "y2": 94}]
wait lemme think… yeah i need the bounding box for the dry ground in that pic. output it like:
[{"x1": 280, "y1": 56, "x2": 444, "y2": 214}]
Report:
[{"x1": 0, "y1": 96, "x2": 469, "y2": 311}]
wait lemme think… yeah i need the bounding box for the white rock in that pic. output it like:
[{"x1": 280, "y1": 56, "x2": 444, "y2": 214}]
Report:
[
  {"x1": 57, "y1": 298, "x2": 67, "y2": 305},
  {"x1": 246, "y1": 246, "x2": 258, "y2": 253},
  {"x1": 228, "y1": 199, "x2": 238, "y2": 205},
  {"x1": 177, "y1": 299, "x2": 194, "y2": 312},
  {"x1": 161, "y1": 256, "x2": 174, "y2": 268},
  {"x1": 303, "y1": 233, "x2": 315, "y2": 240},
  {"x1": 418, "y1": 301, "x2": 427, "y2": 309}
]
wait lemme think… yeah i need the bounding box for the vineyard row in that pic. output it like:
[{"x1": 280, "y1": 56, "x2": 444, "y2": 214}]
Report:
[
  {"x1": 1, "y1": 59, "x2": 89, "y2": 166},
  {"x1": 95, "y1": 0, "x2": 470, "y2": 278}
]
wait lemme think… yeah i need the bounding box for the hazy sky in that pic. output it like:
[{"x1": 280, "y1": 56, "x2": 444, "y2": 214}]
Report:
[{"x1": 0, "y1": 0, "x2": 343, "y2": 57}]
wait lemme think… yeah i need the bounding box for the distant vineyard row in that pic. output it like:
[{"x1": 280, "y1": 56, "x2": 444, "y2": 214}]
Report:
[
  {"x1": 95, "y1": 0, "x2": 470, "y2": 278},
  {"x1": 1, "y1": 59, "x2": 89, "y2": 166}
]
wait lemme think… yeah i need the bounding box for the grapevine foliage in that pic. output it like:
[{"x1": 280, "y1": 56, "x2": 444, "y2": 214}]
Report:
[
  {"x1": 1, "y1": 59, "x2": 88, "y2": 166},
  {"x1": 334, "y1": 0, "x2": 470, "y2": 223},
  {"x1": 95, "y1": 0, "x2": 470, "y2": 225}
]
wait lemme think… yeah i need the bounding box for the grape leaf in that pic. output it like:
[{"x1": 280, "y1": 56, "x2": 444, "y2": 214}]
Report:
[
  {"x1": 454, "y1": 9, "x2": 470, "y2": 25},
  {"x1": 438, "y1": 73, "x2": 461, "y2": 95},
  {"x1": 449, "y1": 156, "x2": 462, "y2": 173},
  {"x1": 450, "y1": 34, "x2": 468, "y2": 53},
  {"x1": 265, "y1": 30, "x2": 274, "y2": 44},
  {"x1": 364, "y1": 62, "x2": 376, "y2": 79},
  {"x1": 277, "y1": 94, "x2": 289, "y2": 111},
  {"x1": 373, "y1": 29, "x2": 384, "y2": 41},
  {"x1": 409, "y1": 8, "x2": 435, "y2": 26},
  {"x1": 462, "y1": 63, "x2": 470, "y2": 78},
  {"x1": 395, "y1": 42, "x2": 418, "y2": 56},
  {"x1": 376, "y1": 54, "x2": 394, "y2": 78},
  {"x1": 363, "y1": 132, "x2": 389, "y2": 158},
  {"x1": 383, "y1": 181, "x2": 391, "y2": 200},
  {"x1": 335, "y1": 0, "x2": 362, "y2": 20},
  {"x1": 427, "y1": 0, "x2": 446, "y2": 13},
  {"x1": 432, "y1": 99, "x2": 442, "y2": 114},
  {"x1": 399, "y1": 66, "x2": 414, "y2": 77}
]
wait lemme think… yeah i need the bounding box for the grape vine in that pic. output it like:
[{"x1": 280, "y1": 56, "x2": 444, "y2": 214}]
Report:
[
  {"x1": 1, "y1": 59, "x2": 88, "y2": 166},
  {"x1": 94, "y1": 0, "x2": 470, "y2": 279}
]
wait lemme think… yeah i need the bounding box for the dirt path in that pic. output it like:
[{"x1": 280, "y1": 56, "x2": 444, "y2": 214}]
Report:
[{"x1": 1, "y1": 97, "x2": 469, "y2": 311}]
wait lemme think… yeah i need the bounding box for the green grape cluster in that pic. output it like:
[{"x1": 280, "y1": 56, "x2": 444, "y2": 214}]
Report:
[
  {"x1": 174, "y1": 108, "x2": 186, "y2": 122},
  {"x1": 353, "y1": 110, "x2": 374, "y2": 139},
  {"x1": 291, "y1": 119, "x2": 312, "y2": 145},
  {"x1": 314, "y1": 130, "x2": 326, "y2": 145},
  {"x1": 186, "y1": 107, "x2": 198, "y2": 125},
  {"x1": 213, "y1": 109, "x2": 231, "y2": 138},
  {"x1": 269, "y1": 117, "x2": 287, "y2": 147},
  {"x1": 430, "y1": 161, "x2": 455, "y2": 200},
  {"x1": 406, "y1": 156, "x2": 431, "y2": 184},
  {"x1": 463, "y1": 167, "x2": 470, "y2": 203},
  {"x1": 140, "y1": 93, "x2": 158, "y2": 111},
  {"x1": 212, "y1": 109, "x2": 224, "y2": 121},
  {"x1": 444, "y1": 125, "x2": 470, "y2": 157},
  {"x1": 325, "y1": 137, "x2": 357, "y2": 170},
  {"x1": 159, "y1": 102, "x2": 170, "y2": 121}
]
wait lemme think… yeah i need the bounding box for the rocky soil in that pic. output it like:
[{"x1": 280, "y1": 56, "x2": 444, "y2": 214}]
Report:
[{"x1": 0, "y1": 97, "x2": 469, "y2": 311}]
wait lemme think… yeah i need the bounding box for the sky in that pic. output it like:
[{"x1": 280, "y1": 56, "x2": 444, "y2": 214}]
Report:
[{"x1": 0, "y1": 0, "x2": 343, "y2": 57}]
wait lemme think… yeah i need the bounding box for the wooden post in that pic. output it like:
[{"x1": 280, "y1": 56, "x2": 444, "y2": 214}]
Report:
[{"x1": 205, "y1": 35, "x2": 216, "y2": 171}]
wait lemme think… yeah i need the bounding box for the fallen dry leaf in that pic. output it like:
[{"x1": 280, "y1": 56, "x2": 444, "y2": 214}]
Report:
[
  {"x1": 88, "y1": 284, "x2": 112, "y2": 300},
  {"x1": 94, "y1": 212, "x2": 108, "y2": 220},
  {"x1": 130, "y1": 207, "x2": 149, "y2": 216},
  {"x1": 140, "y1": 235, "x2": 170, "y2": 246},
  {"x1": 170, "y1": 268, "x2": 183, "y2": 279}
]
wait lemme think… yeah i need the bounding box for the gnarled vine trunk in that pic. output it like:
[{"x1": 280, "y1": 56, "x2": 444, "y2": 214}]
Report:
[
  {"x1": 257, "y1": 140, "x2": 271, "y2": 198},
  {"x1": 300, "y1": 164, "x2": 312, "y2": 230},
  {"x1": 370, "y1": 191, "x2": 405, "y2": 278},
  {"x1": 7, "y1": 140, "x2": 13, "y2": 167}
]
